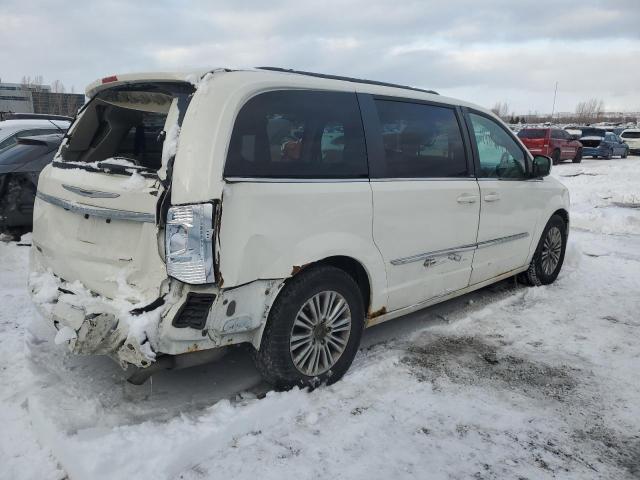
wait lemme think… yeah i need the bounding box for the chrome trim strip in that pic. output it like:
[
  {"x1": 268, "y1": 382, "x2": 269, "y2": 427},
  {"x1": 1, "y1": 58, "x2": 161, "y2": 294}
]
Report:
[
  {"x1": 390, "y1": 244, "x2": 476, "y2": 266},
  {"x1": 476, "y1": 232, "x2": 529, "y2": 249},
  {"x1": 225, "y1": 177, "x2": 370, "y2": 183},
  {"x1": 390, "y1": 232, "x2": 529, "y2": 266},
  {"x1": 62, "y1": 184, "x2": 120, "y2": 198},
  {"x1": 369, "y1": 177, "x2": 477, "y2": 182},
  {"x1": 36, "y1": 191, "x2": 155, "y2": 223}
]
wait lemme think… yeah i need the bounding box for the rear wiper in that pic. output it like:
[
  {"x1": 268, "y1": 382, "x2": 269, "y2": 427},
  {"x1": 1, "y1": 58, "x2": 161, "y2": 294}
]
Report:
[{"x1": 96, "y1": 161, "x2": 155, "y2": 175}]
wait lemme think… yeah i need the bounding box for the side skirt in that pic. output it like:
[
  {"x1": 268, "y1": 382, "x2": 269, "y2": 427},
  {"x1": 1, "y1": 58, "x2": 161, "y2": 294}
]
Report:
[{"x1": 366, "y1": 265, "x2": 528, "y2": 328}]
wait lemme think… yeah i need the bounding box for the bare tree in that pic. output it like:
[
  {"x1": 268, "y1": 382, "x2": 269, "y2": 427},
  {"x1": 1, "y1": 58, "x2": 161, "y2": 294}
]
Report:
[
  {"x1": 575, "y1": 98, "x2": 605, "y2": 123},
  {"x1": 491, "y1": 101, "x2": 511, "y2": 120}
]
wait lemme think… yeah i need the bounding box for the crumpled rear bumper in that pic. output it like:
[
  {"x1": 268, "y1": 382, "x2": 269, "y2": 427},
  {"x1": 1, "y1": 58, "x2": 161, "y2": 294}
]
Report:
[
  {"x1": 29, "y1": 245, "x2": 287, "y2": 370},
  {"x1": 29, "y1": 247, "x2": 167, "y2": 368}
]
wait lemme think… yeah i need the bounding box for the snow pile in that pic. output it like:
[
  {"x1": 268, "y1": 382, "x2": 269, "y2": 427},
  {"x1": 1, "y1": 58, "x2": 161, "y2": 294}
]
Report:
[
  {"x1": 1, "y1": 157, "x2": 640, "y2": 479},
  {"x1": 553, "y1": 158, "x2": 640, "y2": 235}
]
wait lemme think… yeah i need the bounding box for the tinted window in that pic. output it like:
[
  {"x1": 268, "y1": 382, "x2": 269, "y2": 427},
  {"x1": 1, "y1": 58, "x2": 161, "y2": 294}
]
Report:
[
  {"x1": 551, "y1": 129, "x2": 565, "y2": 140},
  {"x1": 0, "y1": 143, "x2": 49, "y2": 166},
  {"x1": 517, "y1": 129, "x2": 546, "y2": 139},
  {"x1": 373, "y1": 100, "x2": 467, "y2": 178},
  {"x1": 621, "y1": 131, "x2": 640, "y2": 139},
  {"x1": 469, "y1": 113, "x2": 527, "y2": 179},
  {"x1": 225, "y1": 90, "x2": 367, "y2": 178}
]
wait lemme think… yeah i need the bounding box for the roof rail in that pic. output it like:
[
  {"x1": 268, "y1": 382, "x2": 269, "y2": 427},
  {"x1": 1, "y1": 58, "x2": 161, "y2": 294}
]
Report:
[
  {"x1": 256, "y1": 67, "x2": 439, "y2": 95},
  {"x1": 3, "y1": 113, "x2": 73, "y2": 122}
]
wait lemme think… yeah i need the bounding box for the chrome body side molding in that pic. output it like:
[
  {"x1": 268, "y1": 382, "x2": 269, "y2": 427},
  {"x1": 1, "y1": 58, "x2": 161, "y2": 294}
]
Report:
[
  {"x1": 36, "y1": 191, "x2": 155, "y2": 223},
  {"x1": 390, "y1": 232, "x2": 530, "y2": 266}
]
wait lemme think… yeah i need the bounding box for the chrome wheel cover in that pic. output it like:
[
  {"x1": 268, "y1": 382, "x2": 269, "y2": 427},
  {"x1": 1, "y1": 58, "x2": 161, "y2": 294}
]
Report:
[
  {"x1": 541, "y1": 226, "x2": 562, "y2": 276},
  {"x1": 289, "y1": 290, "x2": 352, "y2": 376}
]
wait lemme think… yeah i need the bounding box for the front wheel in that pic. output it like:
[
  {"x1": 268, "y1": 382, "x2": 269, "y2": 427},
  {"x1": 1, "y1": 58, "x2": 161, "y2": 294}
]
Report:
[
  {"x1": 622, "y1": 149, "x2": 628, "y2": 159},
  {"x1": 519, "y1": 214, "x2": 567, "y2": 286},
  {"x1": 604, "y1": 149, "x2": 613, "y2": 160},
  {"x1": 254, "y1": 265, "x2": 365, "y2": 389},
  {"x1": 552, "y1": 149, "x2": 561, "y2": 165}
]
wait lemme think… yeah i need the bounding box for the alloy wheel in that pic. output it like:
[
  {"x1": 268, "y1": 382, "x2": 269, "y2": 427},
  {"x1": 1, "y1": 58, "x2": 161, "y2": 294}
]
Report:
[
  {"x1": 541, "y1": 226, "x2": 563, "y2": 276},
  {"x1": 289, "y1": 290, "x2": 352, "y2": 376}
]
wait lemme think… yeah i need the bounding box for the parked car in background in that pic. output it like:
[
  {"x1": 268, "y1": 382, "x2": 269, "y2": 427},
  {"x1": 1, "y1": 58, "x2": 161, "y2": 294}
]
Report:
[
  {"x1": 620, "y1": 129, "x2": 640, "y2": 155},
  {"x1": 517, "y1": 127, "x2": 582, "y2": 164},
  {"x1": 0, "y1": 118, "x2": 70, "y2": 152},
  {"x1": 0, "y1": 133, "x2": 64, "y2": 238},
  {"x1": 28, "y1": 68, "x2": 569, "y2": 389},
  {"x1": 579, "y1": 128, "x2": 629, "y2": 159}
]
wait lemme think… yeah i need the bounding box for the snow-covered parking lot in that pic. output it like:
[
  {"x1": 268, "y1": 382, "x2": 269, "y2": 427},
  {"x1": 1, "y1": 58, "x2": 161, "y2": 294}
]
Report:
[{"x1": 1, "y1": 157, "x2": 639, "y2": 480}]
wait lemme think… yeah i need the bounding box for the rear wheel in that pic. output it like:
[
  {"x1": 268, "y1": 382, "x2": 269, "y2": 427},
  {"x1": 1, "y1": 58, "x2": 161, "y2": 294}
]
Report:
[
  {"x1": 572, "y1": 148, "x2": 582, "y2": 163},
  {"x1": 552, "y1": 149, "x2": 561, "y2": 165},
  {"x1": 622, "y1": 149, "x2": 628, "y2": 159},
  {"x1": 254, "y1": 265, "x2": 365, "y2": 389},
  {"x1": 604, "y1": 148, "x2": 613, "y2": 160},
  {"x1": 519, "y1": 214, "x2": 567, "y2": 286}
]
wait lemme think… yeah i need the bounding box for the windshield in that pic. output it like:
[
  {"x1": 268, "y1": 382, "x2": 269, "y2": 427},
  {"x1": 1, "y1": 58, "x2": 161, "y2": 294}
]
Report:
[
  {"x1": 581, "y1": 128, "x2": 606, "y2": 138},
  {"x1": 517, "y1": 129, "x2": 546, "y2": 139},
  {"x1": 56, "y1": 82, "x2": 193, "y2": 174}
]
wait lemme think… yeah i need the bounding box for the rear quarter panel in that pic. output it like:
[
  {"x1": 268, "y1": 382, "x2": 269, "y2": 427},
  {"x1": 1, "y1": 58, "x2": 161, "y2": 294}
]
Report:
[{"x1": 218, "y1": 181, "x2": 388, "y2": 311}]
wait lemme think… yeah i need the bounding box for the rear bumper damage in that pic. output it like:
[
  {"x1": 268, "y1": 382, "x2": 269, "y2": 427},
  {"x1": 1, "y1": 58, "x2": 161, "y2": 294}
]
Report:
[
  {"x1": 0, "y1": 173, "x2": 37, "y2": 232},
  {"x1": 29, "y1": 246, "x2": 285, "y2": 372}
]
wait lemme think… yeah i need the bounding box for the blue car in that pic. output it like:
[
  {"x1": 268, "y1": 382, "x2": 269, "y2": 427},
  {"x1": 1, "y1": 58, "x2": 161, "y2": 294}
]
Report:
[{"x1": 579, "y1": 128, "x2": 629, "y2": 159}]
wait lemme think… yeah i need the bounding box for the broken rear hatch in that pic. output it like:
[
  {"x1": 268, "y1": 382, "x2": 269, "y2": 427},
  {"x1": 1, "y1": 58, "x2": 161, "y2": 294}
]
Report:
[{"x1": 31, "y1": 79, "x2": 194, "y2": 303}]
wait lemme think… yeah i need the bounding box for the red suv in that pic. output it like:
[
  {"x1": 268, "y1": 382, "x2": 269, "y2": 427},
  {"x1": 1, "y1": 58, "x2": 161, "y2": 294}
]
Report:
[{"x1": 517, "y1": 128, "x2": 583, "y2": 164}]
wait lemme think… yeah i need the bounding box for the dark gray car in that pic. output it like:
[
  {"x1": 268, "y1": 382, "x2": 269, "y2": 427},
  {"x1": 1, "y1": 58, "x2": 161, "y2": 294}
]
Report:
[{"x1": 0, "y1": 133, "x2": 64, "y2": 237}]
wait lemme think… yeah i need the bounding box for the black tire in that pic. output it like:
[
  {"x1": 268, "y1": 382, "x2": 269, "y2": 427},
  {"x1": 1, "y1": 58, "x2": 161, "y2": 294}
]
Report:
[
  {"x1": 519, "y1": 214, "x2": 567, "y2": 286},
  {"x1": 572, "y1": 148, "x2": 582, "y2": 163},
  {"x1": 604, "y1": 148, "x2": 613, "y2": 160},
  {"x1": 254, "y1": 265, "x2": 365, "y2": 389},
  {"x1": 552, "y1": 149, "x2": 561, "y2": 165},
  {"x1": 622, "y1": 149, "x2": 628, "y2": 159}
]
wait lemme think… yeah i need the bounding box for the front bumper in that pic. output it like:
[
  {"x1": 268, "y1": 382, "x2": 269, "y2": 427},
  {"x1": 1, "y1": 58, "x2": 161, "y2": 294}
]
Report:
[{"x1": 29, "y1": 246, "x2": 285, "y2": 369}]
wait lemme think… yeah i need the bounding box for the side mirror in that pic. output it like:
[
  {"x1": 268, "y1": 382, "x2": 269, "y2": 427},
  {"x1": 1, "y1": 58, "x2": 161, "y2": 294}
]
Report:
[{"x1": 531, "y1": 155, "x2": 551, "y2": 177}]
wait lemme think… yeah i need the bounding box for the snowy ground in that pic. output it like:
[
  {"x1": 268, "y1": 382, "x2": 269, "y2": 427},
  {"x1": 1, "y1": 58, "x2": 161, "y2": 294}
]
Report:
[{"x1": 1, "y1": 157, "x2": 639, "y2": 480}]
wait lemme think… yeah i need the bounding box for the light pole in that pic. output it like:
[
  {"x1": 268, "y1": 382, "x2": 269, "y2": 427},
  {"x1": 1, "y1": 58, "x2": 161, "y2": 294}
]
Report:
[{"x1": 551, "y1": 81, "x2": 558, "y2": 123}]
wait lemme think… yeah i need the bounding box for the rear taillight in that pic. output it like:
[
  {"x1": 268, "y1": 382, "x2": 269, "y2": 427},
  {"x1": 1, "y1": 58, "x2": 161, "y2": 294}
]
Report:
[{"x1": 165, "y1": 204, "x2": 215, "y2": 284}]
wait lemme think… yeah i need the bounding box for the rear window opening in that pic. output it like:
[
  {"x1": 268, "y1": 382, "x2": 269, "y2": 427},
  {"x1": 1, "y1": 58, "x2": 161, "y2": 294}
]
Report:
[
  {"x1": 517, "y1": 129, "x2": 546, "y2": 139},
  {"x1": 56, "y1": 83, "x2": 193, "y2": 176},
  {"x1": 621, "y1": 131, "x2": 640, "y2": 139}
]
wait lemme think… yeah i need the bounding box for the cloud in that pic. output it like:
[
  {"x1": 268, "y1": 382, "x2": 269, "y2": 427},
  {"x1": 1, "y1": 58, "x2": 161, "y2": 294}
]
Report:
[{"x1": 1, "y1": 0, "x2": 638, "y2": 113}]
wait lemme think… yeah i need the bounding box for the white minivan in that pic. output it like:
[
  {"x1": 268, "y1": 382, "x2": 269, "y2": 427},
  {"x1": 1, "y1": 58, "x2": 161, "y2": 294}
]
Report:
[{"x1": 29, "y1": 68, "x2": 569, "y2": 387}]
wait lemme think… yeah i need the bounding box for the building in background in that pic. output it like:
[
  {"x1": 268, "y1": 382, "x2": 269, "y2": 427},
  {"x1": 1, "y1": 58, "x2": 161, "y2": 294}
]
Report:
[{"x1": 0, "y1": 82, "x2": 84, "y2": 117}]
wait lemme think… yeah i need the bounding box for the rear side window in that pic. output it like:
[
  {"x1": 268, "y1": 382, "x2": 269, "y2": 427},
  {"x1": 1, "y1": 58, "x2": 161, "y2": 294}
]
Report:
[
  {"x1": 225, "y1": 90, "x2": 367, "y2": 178},
  {"x1": 373, "y1": 100, "x2": 467, "y2": 178},
  {"x1": 517, "y1": 129, "x2": 546, "y2": 139},
  {"x1": 551, "y1": 129, "x2": 566, "y2": 140}
]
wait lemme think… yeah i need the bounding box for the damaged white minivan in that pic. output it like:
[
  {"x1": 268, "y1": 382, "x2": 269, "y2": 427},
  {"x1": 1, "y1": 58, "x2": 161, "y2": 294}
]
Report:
[{"x1": 29, "y1": 67, "x2": 569, "y2": 387}]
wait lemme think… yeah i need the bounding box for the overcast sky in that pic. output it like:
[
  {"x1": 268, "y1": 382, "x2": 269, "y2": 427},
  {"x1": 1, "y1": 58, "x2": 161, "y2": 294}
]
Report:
[{"x1": 2, "y1": 0, "x2": 639, "y2": 114}]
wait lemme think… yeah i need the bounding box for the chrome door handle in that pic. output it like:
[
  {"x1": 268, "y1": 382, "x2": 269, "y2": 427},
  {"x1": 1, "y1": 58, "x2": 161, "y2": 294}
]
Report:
[
  {"x1": 456, "y1": 195, "x2": 478, "y2": 204},
  {"x1": 484, "y1": 193, "x2": 500, "y2": 202}
]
